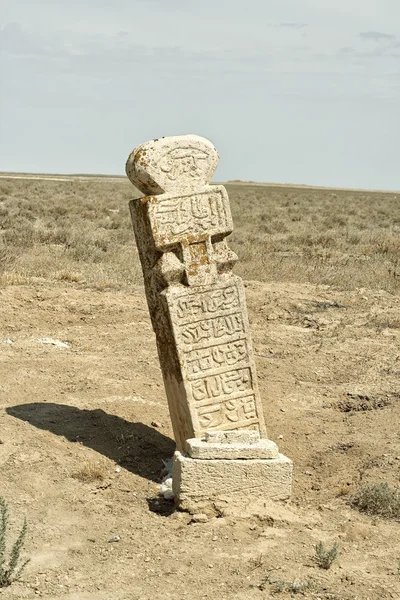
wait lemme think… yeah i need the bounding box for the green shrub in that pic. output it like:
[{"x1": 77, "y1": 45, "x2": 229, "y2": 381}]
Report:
[
  {"x1": 0, "y1": 497, "x2": 30, "y2": 587},
  {"x1": 259, "y1": 574, "x2": 314, "y2": 594},
  {"x1": 314, "y1": 541, "x2": 339, "y2": 570},
  {"x1": 350, "y1": 483, "x2": 400, "y2": 519}
]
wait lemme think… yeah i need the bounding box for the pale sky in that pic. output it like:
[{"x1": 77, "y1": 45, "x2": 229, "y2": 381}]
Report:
[{"x1": 1, "y1": 0, "x2": 399, "y2": 189}]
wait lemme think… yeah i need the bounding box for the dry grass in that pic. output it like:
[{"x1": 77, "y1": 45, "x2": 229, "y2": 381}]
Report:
[
  {"x1": 0, "y1": 271, "x2": 30, "y2": 286},
  {"x1": 0, "y1": 178, "x2": 399, "y2": 293},
  {"x1": 228, "y1": 183, "x2": 400, "y2": 293},
  {"x1": 71, "y1": 462, "x2": 106, "y2": 483},
  {"x1": 336, "y1": 393, "x2": 391, "y2": 413}
]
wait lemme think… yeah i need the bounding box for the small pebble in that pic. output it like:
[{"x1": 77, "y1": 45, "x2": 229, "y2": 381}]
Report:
[
  {"x1": 191, "y1": 513, "x2": 208, "y2": 523},
  {"x1": 108, "y1": 536, "x2": 120, "y2": 543}
]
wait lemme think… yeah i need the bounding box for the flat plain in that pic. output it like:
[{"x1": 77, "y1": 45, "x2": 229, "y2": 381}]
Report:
[{"x1": 0, "y1": 176, "x2": 399, "y2": 599}]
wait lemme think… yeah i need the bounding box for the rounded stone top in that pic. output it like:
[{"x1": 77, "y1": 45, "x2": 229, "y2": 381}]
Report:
[{"x1": 125, "y1": 134, "x2": 219, "y2": 195}]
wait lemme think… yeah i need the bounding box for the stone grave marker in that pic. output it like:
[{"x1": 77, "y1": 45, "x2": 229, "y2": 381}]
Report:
[{"x1": 126, "y1": 135, "x2": 292, "y2": 510}]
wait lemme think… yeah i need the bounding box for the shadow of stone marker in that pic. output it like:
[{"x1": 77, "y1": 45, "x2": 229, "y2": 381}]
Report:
[{"x1": 7, "y1": 403, "x2": 175, "y2": 483}]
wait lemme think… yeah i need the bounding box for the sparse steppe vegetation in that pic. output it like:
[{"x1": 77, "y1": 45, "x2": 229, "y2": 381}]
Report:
[{"x1": 0, "y1": 178, "x2": 399, "y2": 293}]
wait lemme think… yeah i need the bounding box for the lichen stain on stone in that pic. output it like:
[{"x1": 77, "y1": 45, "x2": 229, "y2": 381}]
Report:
[
  {"x1": 140, "y1": 195, "x2": 155, "y2": 205},
  {"x1": 185, "y1": 233, "x2": 207, "y2": 245},
  {"x1": 134, "y1": 148, "x2": 148, "y2": 165}
]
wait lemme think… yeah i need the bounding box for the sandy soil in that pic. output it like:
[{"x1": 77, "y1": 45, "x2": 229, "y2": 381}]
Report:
[{"x1": 0, "y1": 279, "x2": 399, "y2": 599}]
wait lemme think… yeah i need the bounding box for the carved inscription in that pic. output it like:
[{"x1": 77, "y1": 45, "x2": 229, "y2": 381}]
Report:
[
  {"x1": 197, "y1": 395, "x2": 258, "y2": 429},
  {"x1": 176, "y1": 284, "x2": 240, "y2": 321},
  {"x1": 191, "y1": 368, "x2": 252, "y2": 404},
  {"x1": 160, "y1": 146, "x2": 210, "y2": 182},
  {"x1": 180, "y1": 313, "x2": 245, "y2": 346},
  {"x1": 172, "y1": 283, "x2": 246, "y2": 348},
  {"x1": 167, "y1": 281, "x2": 263, "y2": 431},
  {"x1": 148, "y1": 188, "x2": 232, "y2": 247},
  {"x1": 185, "y1": 340, "x2": 248, "y2": 377}
]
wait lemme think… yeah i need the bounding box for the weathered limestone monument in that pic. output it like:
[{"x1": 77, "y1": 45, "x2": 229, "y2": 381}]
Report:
[{"x1": 126, "y1": 135, "x2": 292, "y2": 511}]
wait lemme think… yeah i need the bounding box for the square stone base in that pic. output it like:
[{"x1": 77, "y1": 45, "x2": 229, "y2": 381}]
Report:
[{"x1": 172, "y1": 450, "x2": 293, "y2": 514}]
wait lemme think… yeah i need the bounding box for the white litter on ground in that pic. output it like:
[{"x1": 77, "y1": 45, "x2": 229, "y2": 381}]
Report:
[
  {"x1": 160, "y1": 477, "x2": 174, "y2": 500},
  {"x1": 38, "y1": 338, "x2": 70, "y2": 349},
  {"x1": 159, "y1": 458, "x2": 174, "y2": 500},
  {"x1": 108, "y1": 536, "x2": 120, "y2": 543}
]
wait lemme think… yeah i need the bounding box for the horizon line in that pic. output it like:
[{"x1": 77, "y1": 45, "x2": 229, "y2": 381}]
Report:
[{"x1": 0, "y1": 171, "x2": 398, "y2": 195}]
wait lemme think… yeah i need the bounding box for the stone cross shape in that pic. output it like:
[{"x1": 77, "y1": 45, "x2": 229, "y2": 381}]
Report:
[{"x1": 126, "y1": 135, "x2": 267, "y2": 450}]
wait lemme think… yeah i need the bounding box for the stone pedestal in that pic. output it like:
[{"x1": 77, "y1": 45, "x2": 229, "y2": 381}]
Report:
[{"x1": 173, "y1": 431, "x2": 292, "y2": 513}]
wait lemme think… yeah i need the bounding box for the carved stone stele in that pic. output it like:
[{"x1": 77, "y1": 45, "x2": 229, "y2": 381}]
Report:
[{"x1": 126, "y1": 135, "x2": 268, "y2": 451}]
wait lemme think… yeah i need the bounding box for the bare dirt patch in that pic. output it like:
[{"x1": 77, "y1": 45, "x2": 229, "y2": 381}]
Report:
[{"x1": 0, "y1": 178, "x2": 399, "y2": 599}]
